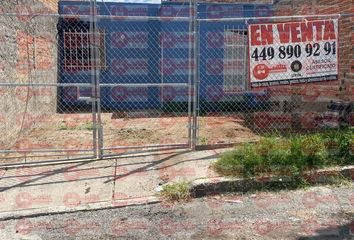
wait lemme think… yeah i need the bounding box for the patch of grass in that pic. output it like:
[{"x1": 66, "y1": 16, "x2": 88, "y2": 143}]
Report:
[
  {"x1": 58, "y1": 122, "x2": 74, "y2": 131},
  {"x1": 81, "y1": 122, "x2": 94, "y2": 131},
  {"x1": 58, "y1": 122, "x2": 94, "y2": 131},
  {"x1": 159, "y1": 181, "x2": 191, "y2": 202},
  {"x1": 199, "y1": 136, "x2": 208, "y2": 145},
  {"x1": 213, "y1": 128, "x2": 354, "y2": 179},
  {"x1": 322, "y1": 129, "x2": 354, "y2": 165}
]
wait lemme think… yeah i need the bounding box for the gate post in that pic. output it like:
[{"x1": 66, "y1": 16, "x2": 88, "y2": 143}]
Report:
[
  {"x1": 89, "y1": 0, "x2": 102, "y2": 159},
  {"x1": 188, "y1": 0, "x2": 193, "y2": 149},
  {"x1": 191, "y1": 0, "x2": 199, "y2": 150}
]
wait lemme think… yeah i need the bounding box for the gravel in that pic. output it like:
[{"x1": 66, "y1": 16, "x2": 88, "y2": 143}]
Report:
[{"x1": 1, "y1": 183, "x2": 353, "y2": 240}]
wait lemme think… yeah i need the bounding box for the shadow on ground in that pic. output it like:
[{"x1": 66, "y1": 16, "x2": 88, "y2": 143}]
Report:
[{"x1": 297, "y1": 213, "x2": 354, "y2": 240}]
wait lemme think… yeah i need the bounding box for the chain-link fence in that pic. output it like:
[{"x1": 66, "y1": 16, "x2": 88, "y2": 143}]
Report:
[
  {"x1": 0, "y1": 13, "x2": 97, "y2": 166},
  {"x1": 195, "y1": 13, "x2": 353, "y2": 146},
  {"x1": 96, "y1": 15, "x2": 193, "y2": 157},
  {"x1": 0, "y1": 1, "x2": 352, "y2": 166}
]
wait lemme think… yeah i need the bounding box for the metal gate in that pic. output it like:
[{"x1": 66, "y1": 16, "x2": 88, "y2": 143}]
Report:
[
  {"x1": 0, "y1": 0, "x2": 352, "y2": 167},
  {"x1": 93, "y1": 13, "x2": 195, "y2": 158},
  {"x1": 0, "y1": 1, "x2": 196, "y2": 167}
]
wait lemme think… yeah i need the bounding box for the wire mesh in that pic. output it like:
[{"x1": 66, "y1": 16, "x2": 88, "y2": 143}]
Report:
[
  {"x1": 0, "y1": 14, "x2": 95, "y2": 165},
  {"x1": 0, "y1": 1, "x2": 352, "y2": 165},
  {"x1": 97, "y1": 16, "x2": 193, "y2": 156},
  {"x1": 196, "y1": 14, "x2": 353, "y2": 146}
]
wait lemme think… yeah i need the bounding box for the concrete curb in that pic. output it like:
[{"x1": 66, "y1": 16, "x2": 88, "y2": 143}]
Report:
[
  {"x1": 190, "y1": 165, "x2": 354, "y2": 198},
  {"x1": 1, "y1": 165, "x2": 352, "y2": 220},
  {"x1": 0, "y1": 196, "x2": 160, "y2": 221}
]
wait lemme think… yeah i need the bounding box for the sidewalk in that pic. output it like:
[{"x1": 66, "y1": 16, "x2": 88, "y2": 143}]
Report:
[{"x1": 0, "y1": 148, "x2": 225, "y2": 219}]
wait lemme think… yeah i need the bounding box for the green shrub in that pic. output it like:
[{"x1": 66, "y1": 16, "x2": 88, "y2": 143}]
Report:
[
  {"x1": 213, "y1": 128, "x2": 353, "y2": 178},
  {"x1": 322, "y1": 129, "x2": 354, "y2": 165},
  {"x1": 301, "y1": 134, "x2": 328, "y2": 168},
  {"x1": 334, "y1": 129, "x2": 354, "y2": 165},
  {"x1": 241, "y1": 144, "x2": 262, "y2": 177},
  {"x1": 256, "y1": 137, "x2": 277, "y2": 157},
  {"x1": 214, "y1": 148, "x2": 245, "y2": 176},
  {"x1": 265, "y1": 140, "x2": 292, "y2": 174}
]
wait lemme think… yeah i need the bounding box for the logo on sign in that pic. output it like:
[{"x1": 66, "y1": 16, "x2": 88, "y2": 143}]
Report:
[
  {"x1": 206, "y1": 32, "x2": 224, "y2": 48},
  {"x1": 111, "y1": 86, "x2": 148, "y2": 102},
  {"x1": 161, "y1": 59, "x2": 192, "y2": 75},
  {"x1": 159, "y1": 32, "x2": 191, "y2": 48},
  {"x1": 111, "y1": 5, "x2": 148, "y2": 17},
  {"x1": 112, "y1": 58, "x2": 148, "y2": 75},
  {"x1": 207, "y1": 5, "x2": 243, "y2": 19},
  {"x1": 159, "y1": 6, "x2": 191, "y2": 19},
  {"x1": 206, "y1": 59, "x2": 223, "y2": 75},
  {"x1": 63, "y1": 5, "x2": 99, "y2": 16},
  {"x1": 112, "y1": 32, "x2": 148, "y2": 48}
]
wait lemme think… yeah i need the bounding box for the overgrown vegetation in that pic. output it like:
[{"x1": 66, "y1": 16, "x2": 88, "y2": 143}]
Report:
[
  {"x1": 213, "y1": 128, "x2": 354, "y2": 178},
  {"x1": 58, "y1": 122, "x2": 94, "y2": 131},
  {"x1": 159, "y1": 181, "x2": 191, "y2": 202}
]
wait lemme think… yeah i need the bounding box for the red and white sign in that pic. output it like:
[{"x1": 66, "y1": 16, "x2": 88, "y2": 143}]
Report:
[
  {"x1": 249, "y1": 19, "x2": 338, "y2": 87},
  {"x1": 111, "y1": 32, "x2": 148, "y2": 49}
]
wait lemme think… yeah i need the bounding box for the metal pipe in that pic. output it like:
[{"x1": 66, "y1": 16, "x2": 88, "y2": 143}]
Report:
[
  {"x1": 0, "y1": 13, "x2": 78, "y2": 17},
  {"x1": 102, "y1": 143, "x2": 188, "y2": 151},
  {"x1": 93, "y1": 0, "x2": 103, "y2": 159},
  {"x1": 98, "y1": 83, "x2": 189, "y2": 87},
  {"x1": 0, "y1": 148, "x2": 94, "y2": 153},
  {"x1": 187, "y1": 0, "x2": 193, "y2": 149},
  {"x1": 191, "y1": 0, "x2": 199, "y2": 150},
  {"x1": 1, "y1": 11, "x2": 353, "y2": 19},
  {"x1": 160, "y1": 31, "x2": 164, "y2": 110},
  {"x1": 0, "y1": 155, "x2": 98, "y2": 169},
  {"x1": 0, "y1": 152, "x2": 94, "y2": 160},
  {"x1": 96, "y1": 15, "x2": 190, "y2": 21},
  {"x1": 0, "y1": 13, "x2": 191, "y2": 21},
  {"x1": 102, "y1": 147, "x2": 190, "y2": 159},
  {"x1": 198, "y1": 13, "x2": 343, "y2": 22},
  {"x1": 0, "y1": 83, "x2": 93, "y2": 87},
  {"x1": 0, "y1": 148, "x2": 190, "y2": 169},
  {"x1": 89, "y1": 0, "x2": 98, "y2": 159}
]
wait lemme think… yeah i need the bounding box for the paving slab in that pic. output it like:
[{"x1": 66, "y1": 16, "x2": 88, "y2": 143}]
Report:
[
  {"x1": 0, "y1": 148, "x2": 225, "y2": 219},
  {"x1": 111, "y1": 148, "x2": 227, "y2": 200},
  {"x1": 0, "y1": 160, "x2": 115, "y2": 214}
]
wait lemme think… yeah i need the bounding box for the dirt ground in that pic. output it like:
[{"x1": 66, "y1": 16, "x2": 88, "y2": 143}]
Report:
[{"x1": 0, "y1": 113, "x2": 259, "y2": 164}]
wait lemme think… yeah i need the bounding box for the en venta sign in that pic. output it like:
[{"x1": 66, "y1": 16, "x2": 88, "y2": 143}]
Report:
[{"x1": 248, "y1": 19, "x2": 338, "y2": 87}]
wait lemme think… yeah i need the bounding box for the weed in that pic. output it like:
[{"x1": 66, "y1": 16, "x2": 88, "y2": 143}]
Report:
[
  {"x1": 199, "y1": 136, "x2": 208, "y2": 145},
  {"x1": 81, "y1": 122, "x2": 94, "y2": 131},
  {"x1": 159, "y1": 181, "x2": 191, "y2": 202},
  {"x1": 326, "y1": 174, "x2": 352, "y2": 186},
  {"x1": 58, "y1": 122, "x2": 73, "y2": 130}
]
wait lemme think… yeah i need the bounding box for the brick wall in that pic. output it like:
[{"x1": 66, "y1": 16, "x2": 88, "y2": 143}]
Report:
[
  {"x1": 39, "y1": 0, "x2": 59, "y2": 12},
  {"x1": 243, "y1": 0, "x2": 353, "y2": 129},
  {"x1": 274, "y1": 0, "x2": 353, "y2": 102},
  {"x1": 195, "y1": 0, "x2": 353, "y2": 128},
  {"x1": 0, "y1": 0, "x2": 58, "y2": 148}
]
